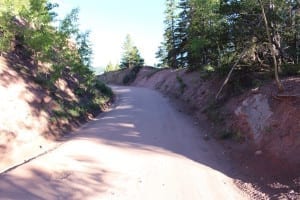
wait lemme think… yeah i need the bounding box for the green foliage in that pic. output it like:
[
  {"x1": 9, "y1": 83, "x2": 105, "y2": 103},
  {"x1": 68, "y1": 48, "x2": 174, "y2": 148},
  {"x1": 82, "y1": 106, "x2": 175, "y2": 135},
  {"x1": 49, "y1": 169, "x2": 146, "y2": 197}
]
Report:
[
  {"x1": 76, "y1": 31, "x2": 92, "y2": 66},
  {"x1": 59, "y1": 8, "x2": 79, "y2": 37},
  {"x1": 0, "y1": 6, "x2": 15, "y2": 52},
  {"x1": 33, "y1": 72, "x2": 54, "y2": 90},
  {"x1": 161, "y1": 0, "x2": 178, "y2": 68},
  {"x1": 199, "y1": 64, "x2": 216, "y2": 79},
  {"x1": 120, "y1": 34, "x2": 144, "y2": 68},
  {"x1": 0, "y1": 0, "x2": 114, "y2": 124},
  {"x1": 94, "y1": 80, "x2": 114, "y2": 98},
  {"x1": 68, "y1": 108, "x2": 81, "y2": 118},
  {"x1": 158, "y1": 0, "x2": 300, "y2": 88},
  {"x1": 155, "y1": 43, "x2": 168, "y2": 67},
  {"x1": 105, "y1": 62, "x2": 120, "y2": 72}
]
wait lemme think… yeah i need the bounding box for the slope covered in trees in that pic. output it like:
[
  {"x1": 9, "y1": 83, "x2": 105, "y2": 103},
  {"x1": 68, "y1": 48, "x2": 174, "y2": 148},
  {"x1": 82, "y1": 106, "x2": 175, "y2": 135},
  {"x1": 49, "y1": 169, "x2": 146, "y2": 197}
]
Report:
[
  {"x1": 0, "y1": 0, "x2": 113, "y2": 121},
  {"x1": 157, "y1": 0, "x2": 300, "y2": 92}
]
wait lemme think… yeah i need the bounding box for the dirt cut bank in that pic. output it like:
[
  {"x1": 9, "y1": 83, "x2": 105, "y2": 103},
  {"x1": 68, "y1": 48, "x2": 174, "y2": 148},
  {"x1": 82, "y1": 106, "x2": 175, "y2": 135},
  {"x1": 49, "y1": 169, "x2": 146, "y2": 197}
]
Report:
[
  {"x1": 99, "y1": 67, "x2": 300, "y2": 199},
  {"x1": 0, "y1": 54, "x2": 112, "y2": 173}
]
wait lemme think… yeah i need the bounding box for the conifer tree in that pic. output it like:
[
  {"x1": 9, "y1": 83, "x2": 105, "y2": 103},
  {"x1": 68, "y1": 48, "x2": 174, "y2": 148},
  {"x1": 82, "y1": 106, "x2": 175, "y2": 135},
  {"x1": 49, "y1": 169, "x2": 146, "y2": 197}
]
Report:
[{"x1": 120, "y1": 34, "x2": 144, "y2": 68}]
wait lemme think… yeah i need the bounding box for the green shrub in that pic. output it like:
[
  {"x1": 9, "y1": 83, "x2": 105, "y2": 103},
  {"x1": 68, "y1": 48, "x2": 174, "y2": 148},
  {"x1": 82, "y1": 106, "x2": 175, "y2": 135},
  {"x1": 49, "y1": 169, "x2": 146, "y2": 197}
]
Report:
[
  {"x1": 74, "y1": 87, "x2": 86, "y2": 97},
  {"x1": 53, "y1": 110, "x2": 68, "y2": 119},
  {"x1": 87, "y1": 101, "x2": 100, "y2": 111},
  {"x1": 94, "y1": 80, "x2": 113, "y2": 98},
  {"x1": 199, "y1": 64, "x2": 216, "y2": 79},
  {"x1": 33, "y1": 72, "x2": 54, "y2": 90},
  {"x1": 67, "y1": 108, "x2": 81, "y2": 118}
]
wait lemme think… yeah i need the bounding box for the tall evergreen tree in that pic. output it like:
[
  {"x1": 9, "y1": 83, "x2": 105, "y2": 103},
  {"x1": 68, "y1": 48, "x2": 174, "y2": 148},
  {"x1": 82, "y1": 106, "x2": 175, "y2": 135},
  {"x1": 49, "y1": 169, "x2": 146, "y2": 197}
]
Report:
[
  {"x1": 120, "y1": 34, "x2": 144, "y2": 68},
  {"x1": 174, "y1": 0, "x2": 190, "y2": 68},
  {"x1": 163, "y1": 0, "x2": 178, "y2": 68},
  {"x1": 155, "y1": 42, "x2": 168, "y2": 67}
]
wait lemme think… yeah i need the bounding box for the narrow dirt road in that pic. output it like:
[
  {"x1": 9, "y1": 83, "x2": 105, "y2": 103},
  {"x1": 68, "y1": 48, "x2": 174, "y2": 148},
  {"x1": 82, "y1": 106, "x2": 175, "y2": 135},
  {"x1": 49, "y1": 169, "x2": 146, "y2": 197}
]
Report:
[{"x1": 0, "y1": 86, "x2": 250, "y2": 199}]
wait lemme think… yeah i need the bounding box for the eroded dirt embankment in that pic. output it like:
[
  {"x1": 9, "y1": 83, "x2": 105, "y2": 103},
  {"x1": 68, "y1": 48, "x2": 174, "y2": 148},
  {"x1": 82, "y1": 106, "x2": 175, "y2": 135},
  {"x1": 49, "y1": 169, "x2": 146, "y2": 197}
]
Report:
[
  {"x1": 99, "y1": 67, "x2": 300, "y2": 198},
  {"x1": 0, "y1": 56, "x2": 58, "y2": 172},
  {"x1": 0, "y1": 55, "x2": 111, "y2": 173}
]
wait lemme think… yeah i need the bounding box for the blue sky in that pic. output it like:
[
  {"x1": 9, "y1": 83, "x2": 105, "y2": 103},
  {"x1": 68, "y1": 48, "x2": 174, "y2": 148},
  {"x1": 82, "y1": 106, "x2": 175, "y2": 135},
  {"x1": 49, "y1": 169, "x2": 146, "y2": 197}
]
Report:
[{"x1": 51, "y1": 0, "x2": 165, "y2": 70}]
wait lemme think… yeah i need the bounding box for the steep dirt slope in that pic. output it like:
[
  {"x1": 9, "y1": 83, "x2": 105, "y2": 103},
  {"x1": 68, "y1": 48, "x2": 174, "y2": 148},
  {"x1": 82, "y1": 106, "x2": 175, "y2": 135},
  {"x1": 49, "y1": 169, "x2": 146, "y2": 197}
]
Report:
[
  {"x1": 0, "y1": 54, "x2": 111, "y2": 173},
  {"x1": 0, "y1": 56, "x2": 58, "y2": 172}
]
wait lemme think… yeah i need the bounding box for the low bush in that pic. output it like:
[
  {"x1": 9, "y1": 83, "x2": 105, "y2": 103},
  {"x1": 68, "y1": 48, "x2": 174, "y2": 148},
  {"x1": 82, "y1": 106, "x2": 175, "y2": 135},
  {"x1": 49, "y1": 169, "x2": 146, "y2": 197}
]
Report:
[{"x1": 94, "y1": 80, "x2": 113, "y2": 98}]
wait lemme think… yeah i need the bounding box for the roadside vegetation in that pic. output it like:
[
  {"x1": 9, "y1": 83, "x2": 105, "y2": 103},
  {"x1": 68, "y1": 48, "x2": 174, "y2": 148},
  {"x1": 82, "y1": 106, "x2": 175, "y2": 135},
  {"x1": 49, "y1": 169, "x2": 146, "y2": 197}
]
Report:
[
  {"x1": 104, "y1": 0, "x2": 300, "y2": 99},
  {"x1": 154, "y1": 0, "x2": 300, "y2": 140},
  {"x1": 102, "y1": 0, "x2": 300, "y2": 142},
  {"x1": 0, "y1": 0, "x2": 113, "y2": 129},
  {"x1": 157, "y1": 0, "x2": 299, "y2": 93}
]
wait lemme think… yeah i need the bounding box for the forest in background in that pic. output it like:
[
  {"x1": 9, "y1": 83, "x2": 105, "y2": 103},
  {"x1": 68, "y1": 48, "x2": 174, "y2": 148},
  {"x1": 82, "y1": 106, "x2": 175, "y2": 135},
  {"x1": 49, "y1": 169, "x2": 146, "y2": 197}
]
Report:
[{"x1": 156, "y1": 0, "x2": 300, "y2": 92}]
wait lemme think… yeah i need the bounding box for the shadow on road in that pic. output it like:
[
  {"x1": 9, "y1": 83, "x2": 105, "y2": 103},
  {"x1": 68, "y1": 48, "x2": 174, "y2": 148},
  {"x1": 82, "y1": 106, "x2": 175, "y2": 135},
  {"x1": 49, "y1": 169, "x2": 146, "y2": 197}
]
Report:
[{"x1": 0, "y1": 85, "x2": 299, "y2": 199}]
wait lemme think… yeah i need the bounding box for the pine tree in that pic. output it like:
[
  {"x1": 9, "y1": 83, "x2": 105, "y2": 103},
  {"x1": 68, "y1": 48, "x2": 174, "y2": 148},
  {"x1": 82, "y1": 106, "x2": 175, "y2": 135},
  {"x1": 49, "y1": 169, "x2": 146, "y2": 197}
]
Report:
[
  {"x1": 174, "y1": 0, "x2": 190, "y2": 68},
  {"x1": 163, "y1": 0, "x2": 178, "y2": 68},
  {"x1": 105, "y1": 61, "x2": 119, "y2": 72},
  {"x1": 120, "y1": 34, "x2": 144, "y2": 68},
  {"x1": 155, "y1": 42, "x2": 168, "y2": 67}
]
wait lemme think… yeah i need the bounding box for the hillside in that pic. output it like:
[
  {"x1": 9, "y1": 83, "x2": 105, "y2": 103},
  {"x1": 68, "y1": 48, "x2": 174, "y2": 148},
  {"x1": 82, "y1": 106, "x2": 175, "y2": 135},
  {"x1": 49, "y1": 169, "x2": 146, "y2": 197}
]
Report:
[
  {"x1": 0, "y1": 1, "x2": 113, "y2": 172},
  {"x1": 0, "y1": 53, "x2": 112, "y2": 172},
  {"x1": 99, "y1": 67, "x2": 300, "y2": 198}
]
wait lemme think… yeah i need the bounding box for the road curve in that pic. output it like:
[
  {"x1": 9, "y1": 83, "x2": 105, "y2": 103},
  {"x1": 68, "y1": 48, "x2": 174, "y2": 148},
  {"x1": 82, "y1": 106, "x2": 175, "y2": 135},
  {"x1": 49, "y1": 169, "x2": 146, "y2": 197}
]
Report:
[{"x1": 0, "y1": 86, "x2": 249, "y2": 200}]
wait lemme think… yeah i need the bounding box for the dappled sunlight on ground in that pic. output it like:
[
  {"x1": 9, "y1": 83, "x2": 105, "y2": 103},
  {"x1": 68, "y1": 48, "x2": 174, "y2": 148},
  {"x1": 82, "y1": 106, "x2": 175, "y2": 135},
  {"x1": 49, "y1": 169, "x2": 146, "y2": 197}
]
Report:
[
  {"x1": 2, "y1": 85, "x2": 293, "y2": 199},
  {"x1": 0, "y1": 85, "x2": 250, "y2": 199}
]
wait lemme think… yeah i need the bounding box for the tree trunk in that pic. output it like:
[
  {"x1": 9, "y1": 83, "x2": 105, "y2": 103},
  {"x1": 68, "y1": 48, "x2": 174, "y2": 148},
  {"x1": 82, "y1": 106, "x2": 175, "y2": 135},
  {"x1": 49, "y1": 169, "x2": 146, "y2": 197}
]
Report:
[
  {"x1": 215, "y1": 47, "x2": 249, "y2": 100},
  {"x1": 259, "y1": 0, "x2": 284, "y2": 92}
]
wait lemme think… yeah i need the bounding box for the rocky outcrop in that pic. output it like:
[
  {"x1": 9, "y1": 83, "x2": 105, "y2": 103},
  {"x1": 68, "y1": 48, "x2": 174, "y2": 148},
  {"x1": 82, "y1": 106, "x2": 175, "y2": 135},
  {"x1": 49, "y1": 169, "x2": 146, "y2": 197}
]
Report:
[
  {"x1": 230, "y1": 78, "x2": 300, "y2": 166},
  {"x1": 234, "y1": 94, "x2": 273, "y2": 142}
]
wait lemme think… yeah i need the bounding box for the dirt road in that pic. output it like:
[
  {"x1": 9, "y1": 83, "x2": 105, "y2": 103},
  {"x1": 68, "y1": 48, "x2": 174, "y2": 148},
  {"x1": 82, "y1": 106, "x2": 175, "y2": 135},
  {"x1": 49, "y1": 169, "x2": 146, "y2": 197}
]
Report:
[{"x1": 0, "y1": 86, "x2": 250, "y2": 199}]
